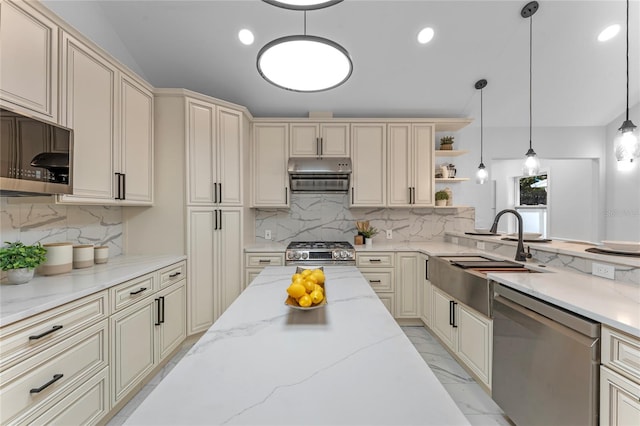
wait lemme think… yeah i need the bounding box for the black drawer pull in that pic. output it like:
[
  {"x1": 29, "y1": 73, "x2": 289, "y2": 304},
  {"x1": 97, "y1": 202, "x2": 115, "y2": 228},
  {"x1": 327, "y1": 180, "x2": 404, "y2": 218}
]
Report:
[
  {"x1": 169, "y1": 272, "x2": 181, "y2": 278},
  {"x1": 369, "y1": 279, "x2": 382, "y2": 283},
  {"x1": 130, "y1": 287, "x2": 147, "y2": 295},
  {"x1": 258, "y1": 259, "x2": 271, "y2": 264},
  {"x1": 30, "y1": 374, "x2": 63, "y2": 393},
  {"x1": 29, "y1": 325, "x2": 63, "y2": 340},
  {"x1": 369, "y1": 259, "x2": 382, "y2": 263}
]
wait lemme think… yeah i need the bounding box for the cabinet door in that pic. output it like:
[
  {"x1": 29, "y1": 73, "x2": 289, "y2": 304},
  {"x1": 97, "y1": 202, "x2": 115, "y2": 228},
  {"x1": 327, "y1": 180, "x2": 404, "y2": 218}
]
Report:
[
  {"x1": 110, "y1": 299, "x2": 155, "y2": 404},
  {"x1": 387, "y1": 124, "x2": 412, "y2": 206},
  {"x1": 377, "y1": 293, "x2": 395, "y2": 317},
  {"x1": 157, "y1": 281, "x2": 187, "y2": 362},
  {"x1": 217, "y1": 107, "x2": 243, "y2": 205},
  {"x1": 187, "y1": 208, "x2": 216, "y2": 334},
  {"x1": 216, "y1": 209, "x2": 242, "y2": 320},
  {"x1": 431, "y1": 286, "x2": 456, "y2": 350},
  {"x1": 60, "y1": 32, "x2": 116, "y2": 202},
  {"x1": 290, "y1": 123, "x2": 319, "y2": 157},
  {"x1": 351, "y1": 123, "x2": 386, "y2": 206},
  {"x1": 419, "y1": 255, "x2": 432, "y2": 327},
  {"x1": 395, "y1": 253, "x2": 419, "y2": 318},
  {"x1": 600, "y1": 366, "x2": 640, "y2": 426},
  {"x1": 252, "y1": 123, "x2": 289, "y2": 207},
  {"x1": 187, "y1": 99, "x2": 216, "y2": 205},
  {"x1": 320, "y1": 123, "x2": 349, "y2": 157},
  {"x1": 0, "y1": 0, "x2": 58, "y2": 122},
  {"x1": 412, "y1": 124, "x2": 434, "y2": 206},
  {"x1": 119, "y1": 74, "x2": 153, "y2": 204},
  {"x1": 457, "y1": 303, "x2": 492, "y2": 388}
]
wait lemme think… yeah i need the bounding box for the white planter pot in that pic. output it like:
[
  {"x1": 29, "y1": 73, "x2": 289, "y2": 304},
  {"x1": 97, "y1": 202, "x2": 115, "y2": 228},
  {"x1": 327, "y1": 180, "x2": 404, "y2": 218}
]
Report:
[
  {"x1": 435, "y1": 199, "x2": 447, "y2": 207},
  {"x1": 6, "y1": 268, "x2": 35, "y2": 284},
  {"x1": 365, "y1": 238, "x2": 373, "y2": 248}
]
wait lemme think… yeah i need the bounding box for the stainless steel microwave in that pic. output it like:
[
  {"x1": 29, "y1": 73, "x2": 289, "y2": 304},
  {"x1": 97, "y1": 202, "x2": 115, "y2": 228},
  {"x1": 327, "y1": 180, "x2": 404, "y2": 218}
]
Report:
[{"x1": 0, "y1": 107, "x2": 73, "y2": 196}]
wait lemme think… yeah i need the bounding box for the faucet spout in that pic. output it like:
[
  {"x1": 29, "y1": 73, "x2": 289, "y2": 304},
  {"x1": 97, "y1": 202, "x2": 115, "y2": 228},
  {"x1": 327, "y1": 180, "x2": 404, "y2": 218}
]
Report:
[{"x1": 489, "y1": 209, "x2": 530, "y2": 262}]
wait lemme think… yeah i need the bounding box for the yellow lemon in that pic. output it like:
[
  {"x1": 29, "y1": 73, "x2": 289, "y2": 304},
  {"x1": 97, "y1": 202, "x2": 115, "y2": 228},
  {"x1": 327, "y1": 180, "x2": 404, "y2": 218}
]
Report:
[
  {"x1": 310, "y1": 271, "x2": 325, "y2": 284},
  {"x1": 310, "y1": 289, "x2": 324, "y2": 304},
  {"x1": 301, "y1": 269, "x2": 312, "y2": 277},
  {"x1": 291, "y1": 273, "x2": 302, "y2": 282},
  {"x1": 302, "y1": 278, "x2": 316, "y2": 293},
  {"x1": 298, "y1": 294, "x2": 312, "y2": 307},
  {"x1": 305, "y1": 274, "x2": 318, "y2": 285},
  {"x1": 313, "y1": 284, "x2": 324, "y2": 293},
  {"x1": 292, "y1": 276, "x2": 305, "y2": 286},
  {"x1": 287, "y1": 283, "x2": 306, "y2": 299}
]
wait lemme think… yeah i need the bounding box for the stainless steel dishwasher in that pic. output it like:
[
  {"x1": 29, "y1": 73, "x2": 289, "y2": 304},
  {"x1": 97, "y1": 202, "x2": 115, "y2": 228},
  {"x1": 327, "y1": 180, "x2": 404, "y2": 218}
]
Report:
[{"x1": 492, "y1": 283, "x2": 601, "y2": 426}]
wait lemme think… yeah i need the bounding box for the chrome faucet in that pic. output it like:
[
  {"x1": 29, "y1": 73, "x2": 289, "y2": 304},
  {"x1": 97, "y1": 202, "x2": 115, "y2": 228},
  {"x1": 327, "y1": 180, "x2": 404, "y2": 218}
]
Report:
[{"x1": 489, "y1": 209, "x2": 532, "y2": 262}]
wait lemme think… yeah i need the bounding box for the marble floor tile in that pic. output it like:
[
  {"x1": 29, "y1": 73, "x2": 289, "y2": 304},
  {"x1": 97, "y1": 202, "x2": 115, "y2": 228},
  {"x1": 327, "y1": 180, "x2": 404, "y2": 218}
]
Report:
[{"x1": 443, "y1": 382, "x2": 504, "y2": 415}]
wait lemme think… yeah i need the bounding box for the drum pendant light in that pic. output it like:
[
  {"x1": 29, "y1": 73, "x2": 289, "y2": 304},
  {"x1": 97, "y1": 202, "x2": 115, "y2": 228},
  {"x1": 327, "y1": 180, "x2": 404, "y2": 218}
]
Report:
[
  {"x1": 475, "y1": 79, "x2": 489, "y2": 184},
  {"x1": 263, "y1": 0, "x2": 343, "y2": 11},
  {"x1": 522, "y1": 1, "x2": 541, "y2": 176},
  {"x1": 257, "y1": 10, "x2": 352, "y2": 92},
  {"x1": 614, "y1": 0, "x2": 639, "y2": 167}
]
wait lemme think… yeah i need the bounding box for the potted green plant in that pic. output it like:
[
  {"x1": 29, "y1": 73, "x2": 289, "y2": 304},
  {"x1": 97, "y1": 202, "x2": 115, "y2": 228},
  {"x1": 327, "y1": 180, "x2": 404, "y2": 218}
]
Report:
[
  {"x1": 435, "y1": 190, "x2": 449, "y2": 207},
  {"x1": 356, "y1": 221, "x2": 379, "y2": 247},
  {"x1": 439, "y1": 136, "x2": 454, "y2": 150},
  {"x1": 0, "y1": 241, "x2": 47, "y2": 284}
]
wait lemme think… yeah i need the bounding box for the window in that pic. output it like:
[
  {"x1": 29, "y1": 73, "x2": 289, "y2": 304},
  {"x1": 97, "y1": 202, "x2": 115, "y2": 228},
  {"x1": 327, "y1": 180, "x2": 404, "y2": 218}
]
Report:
[{"x1": 515, "y1": 174, "x2": 548, "y2": 237}]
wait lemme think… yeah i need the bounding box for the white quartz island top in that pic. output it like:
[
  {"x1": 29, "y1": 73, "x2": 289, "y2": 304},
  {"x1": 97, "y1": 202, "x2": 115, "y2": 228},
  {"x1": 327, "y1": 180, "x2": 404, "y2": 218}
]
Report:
[
  {"x1": 126, "y1": 266, "x2": 470, "y2": 426},
  {"x1": 0, "y1": 254, "x2": 185, "y2": 327}
]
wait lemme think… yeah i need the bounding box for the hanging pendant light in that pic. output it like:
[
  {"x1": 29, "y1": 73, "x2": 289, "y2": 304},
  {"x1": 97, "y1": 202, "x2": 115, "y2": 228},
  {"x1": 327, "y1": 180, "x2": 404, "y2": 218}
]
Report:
[
  {"x1": 522, "y1": 1, "x2": 541, "y2": 176},
  {"x1": 614, "y1": 0, "x2": 639, "y2": 167},
  {"x1": 263, "y1": 0, "x2": 343, "y2": 10},
  {"x1": 475, "y1": 79, "x2": 489, "y2": 184},
  {"x1": 257, "y1": 11, "x2": 352, "y2": 92}
]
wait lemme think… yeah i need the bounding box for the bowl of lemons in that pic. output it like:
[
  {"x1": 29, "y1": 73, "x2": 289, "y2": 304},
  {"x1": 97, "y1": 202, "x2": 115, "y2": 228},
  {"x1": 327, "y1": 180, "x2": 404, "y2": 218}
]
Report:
[{"x1": 285, "y1": 268, "x2": 326, "y2": 310}]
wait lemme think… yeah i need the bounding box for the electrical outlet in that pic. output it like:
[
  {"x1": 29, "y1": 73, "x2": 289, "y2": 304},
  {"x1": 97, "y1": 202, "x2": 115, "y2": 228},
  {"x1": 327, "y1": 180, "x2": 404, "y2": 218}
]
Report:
[
  {"x1": 592, "y1": 262, "x2": 615, "y2": 280},
  {"x1": 476, "y1": 241, "x2": 486, "y2": 250},
  {"x1": 386, "y1": 229, "x2": 393, "y2": 239},
  {"x1": 264, "y1": 230, "x2": 272, "y2": 240}
]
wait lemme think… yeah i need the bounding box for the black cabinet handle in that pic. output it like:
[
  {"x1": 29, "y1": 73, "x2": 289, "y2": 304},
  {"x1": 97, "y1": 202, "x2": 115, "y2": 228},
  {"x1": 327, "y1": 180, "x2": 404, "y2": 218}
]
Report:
[
  {"x1": 258, "y1": 259, "x2": 271, "y2": 264},
  {"x1": 369, "y1": 279, "x2": 381, "y2": 283},
  {"x1": 30, "y1": 374, "x2": 63, "y2": 393},
  {"x1": 316, "y1": 137, "x2": 320, "y2": 156},
  {"x1": 320, "y1": 137, "x2": 323, "y2": 156},
  {"x1": 449, "y1": 300, "x2": 454, "y2": 326},
  {"x1": 425, "y1": 259, "x2": 429, "y2": 280},
  {"x1": 214, "y1": 209, "x2": 218, "y2": 230},
  {"x1": 114, "y1": 173, "x2": 122, "y2": 200},
  {"x1": 155, "y1": 298, "x2": 161, "y2": 326},
  {"x1": 408, "y1": 187, "x2": 412, "y2": 204},
  {"x1": 218, "y1": 210, "x2": 222, "y2": 231},
  {"x1": 351, "y1": 187, "x2": 354, "y2": 204},
  {"x1": 169, "y1": 272, "x2": 181, "y2": 278},
  {"x1": 29, "y1": 325, "x2": 63, "y2": 340},
  {"x1": 122, "y1": 173, "x2": 126, "y2": 200},
  {"x1": 452, "y1": 301, "x2": 458, "y2": 328},
  {"x1": 213, "y1": 181, "x2": 218, "y2": 203},
  {"x1": 369, "y1": 259, "x2": 381, "y2": 263},
  {"x1": 285, "y1": 187, "x2": 288, "y2": 204},
  {"x1": 218, "y1": 183, "x2": 222, "y2": 203},
  {"x1": 130, "y1": 287, "x2": 147, "y2": 295},
  {"x1": 160, "y1": 296, "x2": 165, "y2": 324}
]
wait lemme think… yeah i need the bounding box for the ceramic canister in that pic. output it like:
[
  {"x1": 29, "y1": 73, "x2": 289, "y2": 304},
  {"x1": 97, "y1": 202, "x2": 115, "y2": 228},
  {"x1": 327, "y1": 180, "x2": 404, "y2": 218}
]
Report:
[
  {"x1": 94, "y1": 246, "x2": 109, "y2": 264},
  {"x1": 73, "y1": 245, "x2": 94, "y2": 269},
  {"x1": 38, "y1": 242, "x2": 73, "y2": 275}
]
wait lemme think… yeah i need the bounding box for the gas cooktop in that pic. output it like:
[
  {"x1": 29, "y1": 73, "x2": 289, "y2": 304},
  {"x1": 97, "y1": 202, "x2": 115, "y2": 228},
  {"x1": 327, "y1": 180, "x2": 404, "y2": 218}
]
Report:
[{"x1": 285, "y1": 241, "x2": 355, "y2": 265}]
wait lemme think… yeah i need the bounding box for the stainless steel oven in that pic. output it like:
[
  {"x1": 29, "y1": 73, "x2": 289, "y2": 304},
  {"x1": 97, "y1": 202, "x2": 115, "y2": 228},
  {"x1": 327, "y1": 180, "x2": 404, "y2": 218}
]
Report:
[{"x1": 285, "y1": 241, "x2": 356, "y2": 266}]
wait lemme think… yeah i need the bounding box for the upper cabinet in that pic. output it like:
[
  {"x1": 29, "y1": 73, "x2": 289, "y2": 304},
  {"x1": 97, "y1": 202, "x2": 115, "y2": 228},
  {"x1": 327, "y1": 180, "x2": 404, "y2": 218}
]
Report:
[
  {"x1": 290, "y1": 123, "x2": 349, "y2": 157},
  {"x1": 252, "y1": 123, "x2": 289, "y2": 207},
  {"x1": 186, "y1": 99, "x2": 242, "y2": 206},
  {"x1": 0, "y1": 0, "x2": 58, "y2": 123},
  {"x1": 350, "y1": 123, "x2": 386, "y2": 207},
  {"x1": 57, "y1": 32, "x2": 153, "y2": 205},
  {"x1": 388, "y1": 124, "x2": 434, "y2": 207}
]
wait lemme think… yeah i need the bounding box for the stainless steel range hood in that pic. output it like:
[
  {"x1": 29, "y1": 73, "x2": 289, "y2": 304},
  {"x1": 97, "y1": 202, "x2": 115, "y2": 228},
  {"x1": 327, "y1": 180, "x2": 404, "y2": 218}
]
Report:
[{"x1": 287, "y1": 157, "x2": 352, "y2": 193}]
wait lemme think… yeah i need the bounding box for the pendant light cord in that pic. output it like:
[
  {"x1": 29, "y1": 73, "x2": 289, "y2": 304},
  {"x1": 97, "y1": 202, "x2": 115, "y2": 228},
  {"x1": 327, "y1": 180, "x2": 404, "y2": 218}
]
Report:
[
  {"x1": 529, "y1": 13, "x2": 533, "y2": 150},
  {"x1": 480, "y1": 88, "x2": 484, "y2": 163},
  {"x1": 626, "y1": 0, "x2": 630, "y2": 121},
  {"x1": 304, "y1": 10, "x2": 307, "y2": 35}
]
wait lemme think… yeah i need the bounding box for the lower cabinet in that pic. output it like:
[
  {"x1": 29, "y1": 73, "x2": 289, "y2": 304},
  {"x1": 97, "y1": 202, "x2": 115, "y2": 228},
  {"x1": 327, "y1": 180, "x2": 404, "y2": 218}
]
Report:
[
  {"x1": 430, "y1": 285, "x2": 492, "y2": 389},
  {"x1": 244, "y1": 252, "x2": 285, "y2": 288},
  {"x1": 418, "y1": 254, "x2": 432, "y2": 327},
  {"x1": 395, "y1": 253, "x2": 419, "y2": 318},
  {"x1": 356, "y1": 252, "x2": 396, "y2": 317}
]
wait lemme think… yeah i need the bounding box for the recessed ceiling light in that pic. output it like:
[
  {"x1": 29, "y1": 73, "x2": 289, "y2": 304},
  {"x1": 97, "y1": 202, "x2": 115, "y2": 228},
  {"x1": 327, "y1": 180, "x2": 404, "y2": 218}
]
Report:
[
  {"x1": 239, "y1": 29, "x2": 255, "y2": 45},
  {"x1": 263, "y1": 0, "x2": 343, "y2": 10},
  {"x1": 598, "y1": 24, "x2": 620, "y2": 42},
  {"x1": 417, "y1": 27, "x2": 435, "y2": 44}
]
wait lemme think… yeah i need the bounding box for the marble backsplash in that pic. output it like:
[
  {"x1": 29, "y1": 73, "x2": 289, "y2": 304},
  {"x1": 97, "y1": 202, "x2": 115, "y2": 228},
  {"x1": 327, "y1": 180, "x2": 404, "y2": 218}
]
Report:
[
  {"x1": 0, "y1": 198, "x2": 123, "y2": 257},
  {"x1": 255, "y1": 194, "x2": 475, "y2": 243}
]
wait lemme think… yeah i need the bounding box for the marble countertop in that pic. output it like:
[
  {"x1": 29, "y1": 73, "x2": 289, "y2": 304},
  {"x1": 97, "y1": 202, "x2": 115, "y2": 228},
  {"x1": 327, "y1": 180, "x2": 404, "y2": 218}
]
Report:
[
  {"x1": 0, "y1": 254, "x2": 186, "y2": 327},
  {"x1": 125, "y1": 266, "x2": 470, "y2": 426}
]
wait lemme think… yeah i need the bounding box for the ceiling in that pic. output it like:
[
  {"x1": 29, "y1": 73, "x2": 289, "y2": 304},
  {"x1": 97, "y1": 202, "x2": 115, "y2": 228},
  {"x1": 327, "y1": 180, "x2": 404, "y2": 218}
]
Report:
[{"x1": 43, "y1": 0, "x2": 639, "y2": 127}]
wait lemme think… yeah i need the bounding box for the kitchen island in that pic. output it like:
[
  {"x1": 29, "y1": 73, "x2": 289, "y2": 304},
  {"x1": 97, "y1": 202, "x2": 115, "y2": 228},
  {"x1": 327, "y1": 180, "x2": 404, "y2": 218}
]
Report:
[{"x1": 125, "y1": 266, "x2": 469, "y2": 425}]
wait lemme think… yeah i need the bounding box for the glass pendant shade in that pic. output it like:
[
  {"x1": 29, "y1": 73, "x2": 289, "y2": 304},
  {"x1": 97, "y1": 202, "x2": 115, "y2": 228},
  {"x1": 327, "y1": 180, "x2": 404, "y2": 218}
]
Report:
[
  {"x1": 257, "y1": 35, "x2": 352, "y2": 92},
  {"x1": 523, "y1": 148, "x2": 541, "y2": 176},
  {"x1": 263, "y1": 0, "x2": 343, "y2": 10},
  {"x1": 614, "y1": 121, "x2": 639, "y2": 162},
  {"x1": 476, "y1": 163, "x2": 488, "y2": 184}
]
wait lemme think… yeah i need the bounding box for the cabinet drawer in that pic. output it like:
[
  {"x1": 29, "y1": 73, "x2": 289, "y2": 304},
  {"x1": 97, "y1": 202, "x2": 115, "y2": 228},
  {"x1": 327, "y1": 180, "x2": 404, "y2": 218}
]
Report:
[
  {"x1": 18, "y1": 366, "x2": 109, "y2": 426},
  {"x1": 602, "y1": 326, "x2": 640, "y2": 382},
  {"x1": 245, "y1": 253, "x2": 284, "y2": 267},
  {"x1": 356, "y1": 252, "x2": 394, "y2": 267},
  {"x1": 359, "y1": 269, "x2": 395, "y2": 292},
  {"x1": 0, "y1": 291, "x2": 107, "y2": 372},
  {"x1": 110, "y1": 273, "x2": 156, "y2": 312},
  {"x1": 0, "y1": 319, "x2": 108, "y2": 425},
  {"x1": 159, "y1": 261, "x2": 186, "y2": 290}
]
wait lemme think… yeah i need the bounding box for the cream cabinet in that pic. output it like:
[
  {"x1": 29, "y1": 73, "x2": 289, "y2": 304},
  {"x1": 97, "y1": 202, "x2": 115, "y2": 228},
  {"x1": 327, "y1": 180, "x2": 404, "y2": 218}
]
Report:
[
  {"x1": 419, "y1": 254, "x2": 432, "y2": 327},
  {"x1": 356, "y1": 252, "x2": 395, "y2": 316},
  {"x1": 430, "y1": 285, "x2": 492, "y2": 388},
  {"x1": 600, "y1": 326, "x2": 640, "y2": 426},
  {"x1": 395, "y1": 253, "x2": 419, "y2": 318},
  {"x1": 388, "y1": 124, "x2": 434, "y2": 206},
  {"x1": 188, "y1": 208, "x2": 243, "y2": 334},
  {"x1": 350, "y1": 123, "x2": 386, "y2": 206},
  {"x1": 244, "y1": 252, "x2": 285, "y2": 288},
  {"x1": 252, "y1": 123, "x2": 289, "y2": 207},
  {"x1": 0, "y1": 0, "x2": 58, "y2": 122},
  {"x1": 290, "y1": 123, "x2": 349, "y2": 157},
  {"x1": 187, "y1": 99, "x2": 242, "y2": 206}
]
